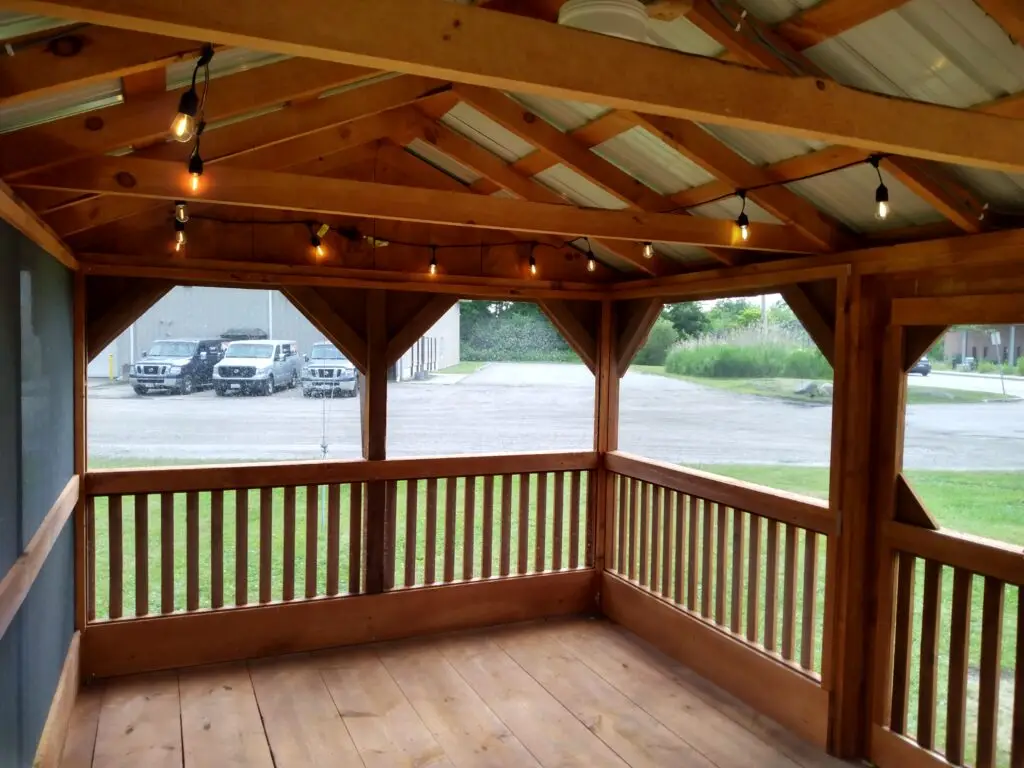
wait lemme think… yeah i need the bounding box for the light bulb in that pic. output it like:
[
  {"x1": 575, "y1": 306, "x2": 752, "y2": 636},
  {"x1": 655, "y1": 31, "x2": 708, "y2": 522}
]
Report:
[
  {"x1": 737, "y1": 211, "x2": 750, "y2": 241},
  {"x1": 174, "y1": 220, "x2": 186, "y2": 252},
  {"x1": 187, "y1": 149, "x2": 204, "y2": 192},
  {"x1": 587, "y1": 253, "x2": 596, "y2": 272},
  {"x1": 310, "y1": 234, "x2": 325, "y2": 259},
  {"x1": 642, "y1": 242, "x2": 654, "y2": 259},
  {"x1": 170, "y1": 88, "x2": 199, "y2": 143},
  {"x1": 875, "y1": 184, "x2": 890, "y2": 221},
  {"x1": 189, "y1": 173, "x2": 199, "y2": 192},
  {"x1": 529, "y1": 255, "x2": 537, "y2": 276},
  {"x1": 174, "y1": 201, "x2": 188, "y2": 223},
  {"x1": 429, "y1": 250, "x2": 438, "y2": 276},
  {"x1": 315, "y1": 244, "x2": 325, "y2": 258}
]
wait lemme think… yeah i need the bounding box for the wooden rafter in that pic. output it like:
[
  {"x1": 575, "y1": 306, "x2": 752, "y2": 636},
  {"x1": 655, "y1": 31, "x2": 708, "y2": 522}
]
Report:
[
  {"x1": 537, "y1": 299, "x2": 598, "y2": 372},
  {"x1": 385, "y1": 293, "x2": 457, "y2": 366},
  {"x1": 615, "y1": 298, "x2": 663, "y2": 372},
  {"x1": 85, "y1": 275, "x2": 171, "y2": 358},
  {"x1": 0, "y1": 180, "x2": 78, "y2": 270},
  {"x1": 0, "y1": 26, "x2": 207, "y2": 106},
  {"x1": 775, "y1": 0, "x2": 909, "y2": 50},
  {"x1": 282, "y1": 286, "x2": 368, "y2": 372},
  {"x1": 14, "y1": 156, "x2": 820, "y2": 251},
  {"x1": 8, "y1": 0, "x2": 1024, "y2": 173},
  {"x1": 780, "y1": 281, "x2": 837, "y2": 365}
]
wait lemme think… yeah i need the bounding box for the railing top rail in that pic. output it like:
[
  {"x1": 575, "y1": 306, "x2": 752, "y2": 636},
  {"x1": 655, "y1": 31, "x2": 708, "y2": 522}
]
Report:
[
  {"x1": 85, "y1": 451, "x2": 598, "y2": 496},
  {"x1": 886, "y1": 521, "x2": 1024, "y2": 587},
  {"x1": 605, "y1": 451, "x2": 834, "y2": 535}
]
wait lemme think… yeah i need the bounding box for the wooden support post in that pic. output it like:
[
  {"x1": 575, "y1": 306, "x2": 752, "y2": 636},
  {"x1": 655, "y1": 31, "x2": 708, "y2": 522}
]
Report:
[
  {"x1": 73, "y1": 271, "x2": 87, "y2": 630},
  {"x1": 594, "y1": 301, "x2": 620, "y2": 589},
  {"x1": 362, "y1": 289, "x2": 388, "y2": 594}
]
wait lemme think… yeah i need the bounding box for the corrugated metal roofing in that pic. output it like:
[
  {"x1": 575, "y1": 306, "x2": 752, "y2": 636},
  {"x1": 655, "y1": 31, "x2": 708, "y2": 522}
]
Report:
[
  {"x1": 0, "y1": 11, "x2": 68, "y2": 40},
  {"x1": 587, "y1": 239, "x2": 643, "y2": 273},
  {"x1": 592, "y1": 126, "x2": 716, "y2": 195},
  {"x1": 534, "y1": 164, "x2": 630, "y2": 209},
  {"x1": 405, "y1": 138, "x2": 482, "y2": 185},
  {"x1": 0, "y1": 78, "x2": 123, "y2": 134},
  {"x1": 939, "y1": 165, "x2": 1024, "y2": 212},
  {"x1": 805, "y1": 0, "x2": 1024, "y2": 107},
  {"x1": 736, "y1": 0, "x2": 821, "y2": 25},
  {"x1": 646, "y1": 16, "x2": 725, "y2": 57},
  {"x1": 699, "y1": 124, "x2": 826, "y2": 165},
  {"x1": 654, "y1": 242, "x2": 720, "y2": 265},
  {"x1": 440, "y1": 101, "x2": 536, "y2": 162},
  {"x1": 166, "y1": 48, "x2": 290, "y2": 90},
  {"x1": 509, "y1": 92, "x2": 609, "y2": 132},
  {"x1": 689, "y1": 196, "x2": 782, "y2": 225},
  {"x1": 787, "y1": 165, "x2": 946, "y2": 232}
]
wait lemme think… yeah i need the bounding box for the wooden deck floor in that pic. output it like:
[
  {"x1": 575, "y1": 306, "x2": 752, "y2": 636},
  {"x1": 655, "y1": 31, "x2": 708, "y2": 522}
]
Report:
[{"x1": 61, "y1": 618, "x2": 849, "y2": 767}]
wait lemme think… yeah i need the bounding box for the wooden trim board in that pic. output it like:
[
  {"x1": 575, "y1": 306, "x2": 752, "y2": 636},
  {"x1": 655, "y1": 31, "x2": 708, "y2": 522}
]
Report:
[
  {"x1": 81, "y1": 570, "x2": 595, "y2": 678},
  {"x1": 0, "y1": 475, "x2": 80, "y2": 639},
  {"x1": 32, "y1": 631, "x2": 81, "y2": 768},
  {"x1": 601, "y1": 572, "x2": 829, "y2": 748}
]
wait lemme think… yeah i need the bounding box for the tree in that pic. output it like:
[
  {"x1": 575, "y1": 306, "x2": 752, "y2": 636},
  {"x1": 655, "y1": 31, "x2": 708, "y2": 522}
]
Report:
[
  {"x1": 634, "y1": 317, "x2": 679, "y2": 366},
  {"x1": 663, "y1": 302, "x2": 710, "y2": 339},
  {"x1": 708, "y1": 299, "x2": 760, "y2": 332}
]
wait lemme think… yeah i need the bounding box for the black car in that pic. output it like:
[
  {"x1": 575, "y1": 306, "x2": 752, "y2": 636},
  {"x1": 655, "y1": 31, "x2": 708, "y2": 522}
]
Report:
[
  {"x1": 129, "y1": 338, "x2": 225, "y2": 395},
  {"x1": 909, "y1": 356, "x2": 932, "y2": 376}
]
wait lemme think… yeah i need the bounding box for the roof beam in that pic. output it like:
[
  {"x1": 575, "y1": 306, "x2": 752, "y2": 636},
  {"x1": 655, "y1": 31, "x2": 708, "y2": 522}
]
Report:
[
  {"x1": 8, "y1": 0, "x2": 1024, "y2": 173},
  {"x1": 0, "y1": 180, "x2": 78, "y2": 269},
  {"x1": 13, "y1": 155, "x2": 817, "y2": 251},
  {"x1": 0, "y1": 57, "x2": 379, "y2": 178},
  {"x1": 0, "y1": 26, "x2": 206, "y2": 107},
  {"x1": 775, "y1": 0, "x2": 909, "y2": 50},
  {"x1": 975, "y1": 0, "x2": 1024, "y2": 44}
]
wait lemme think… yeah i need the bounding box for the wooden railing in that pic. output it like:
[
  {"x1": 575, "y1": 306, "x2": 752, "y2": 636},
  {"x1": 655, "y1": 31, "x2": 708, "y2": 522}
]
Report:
[
  {"x1": 604, "y1": 452, "x2": 835, "y2": 678},
  {"x1": 874, "y1": 522, "x2": 1024, "y2": 768},
  {"x1": 84, "y1": 451, "x2": 596, "y2": 622}
]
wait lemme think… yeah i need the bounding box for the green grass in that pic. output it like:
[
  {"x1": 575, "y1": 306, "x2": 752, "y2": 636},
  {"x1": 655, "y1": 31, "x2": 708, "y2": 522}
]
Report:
[
  {"x1": 436, "y1": 361, "x2": 488, "y2": 375},
  {"x1": 632, "y1": 365, "x2": 1016, "y2": 405}
]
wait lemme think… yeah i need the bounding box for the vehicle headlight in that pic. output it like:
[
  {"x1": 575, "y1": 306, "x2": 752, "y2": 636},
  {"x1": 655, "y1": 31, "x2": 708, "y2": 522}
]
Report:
[
  {"x1": 258, "y1": 365, "x2": 272, "y2": 375},
  {"x1": 168, "y1": 366, "x2": 181, "y2": 375}
]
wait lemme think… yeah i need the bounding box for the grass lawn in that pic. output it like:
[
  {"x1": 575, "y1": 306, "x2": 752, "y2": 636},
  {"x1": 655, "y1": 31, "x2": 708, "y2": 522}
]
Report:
[
  {"x1": 436, "y1": 361, "x2": 488, "y2": 375},
  {"x1": 632, "y1": 365, "x2": 1016, "y2": 405}
]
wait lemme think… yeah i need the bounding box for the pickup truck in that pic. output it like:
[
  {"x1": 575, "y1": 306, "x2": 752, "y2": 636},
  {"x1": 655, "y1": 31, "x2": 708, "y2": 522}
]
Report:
[
  {"x1": 302, "y1": 342, "x2": 358, "y2": 397},
  {"x1": 213, "y1": 340, "x2": 301, "y2": 396}
]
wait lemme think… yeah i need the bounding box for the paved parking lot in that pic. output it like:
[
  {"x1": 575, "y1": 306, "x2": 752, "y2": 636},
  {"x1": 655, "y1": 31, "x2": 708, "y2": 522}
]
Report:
[{"x1": 87, "y1": 363, "x2": 1024, "y2": 470}]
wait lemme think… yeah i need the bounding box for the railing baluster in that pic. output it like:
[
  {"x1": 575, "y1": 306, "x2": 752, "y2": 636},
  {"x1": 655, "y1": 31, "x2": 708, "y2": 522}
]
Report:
[
  {"x1": 210, "y1": 491, "x2": 223, "y2": 610},
  {"x1": 535, "y1": 473, "x2": 547, "y2": 573},
  {"x1": 628, "y1": 477, "x2": 639, "y2": 581},
  {"x1": 746, "y1": 515, "x2": 761, "y2": 643},
  {"x1": 186, "y1": 491, "x2": 199, "y2": 612},
  {"x1": 673, "y1": 491, "x2": 684, "y2": 604},
  {"x1": 305, "y1": 484, "x2": 318, "y2": 599},
  {"x1": 404, "y1": 479, "x2": 418, "y2": 588},
  {"x1": 781, "y1": 524, "x2": 797, "y2": 661},
  {"x1": 1011, "y1": 595, "x2": 1024, "y2": 768},
  {"x1": 384, "y1": 480, "x2": 397, "y2": 591},
  {"x1": 715, "y1": 502, "x2": 727, "y2": 624},
  {"x1": 650, "y1": 486, "x2": 661, "y2": 591},
  {"x1": 349, "y1": 483, "x2": 363, "y2": 595},
  {"x1": 282, "y1": 486, "x2": 296, "y2": 601},
  {"x1": 134, "y1": 494, "x2": 148, "y2": 617},
  {"x1": 946, "y1": 568, "x2": 972, "y2": 764},
  {"x1": 425, "y1": 478, "x2": 438, "y2": 585},
  {"x1": 326, "y1": 484, "x2": 340, "y2": 596},
  {"x1": 552, "y1": 472, "x2": 564, "y2": 572},
  {"x1": 976, "y1": 576, "x2": 1005, "y2": 768},
  {"x1": 701, "y1": 500, "x2": 713, "y2": 618},
  {"x1": 87, "y1": 495, "x2": 96, "y2": 622},
  {"x1": 108, "y1": 495, "x2": 123, "y2": 620},
  {"x1": 917, "y1": 559, "x2": 942, "y2": 750},
  {"x1": 160, "y1": 492, "x2": 174, "y2": 614},
  {"x1": 661, "y1": 489, "x2": 672, "y2": 596},
  {"x1": 518, "y1": 473, "x2": 531, "y2": 575},
  {"x1": 259, "y1": 487, "x2": 273, "y2": 604},
  {"x1": 615, "y1": 475, "x2": 627, "y2": 573},
  {"x1": 500, "y1": 474, "x2": 512, "y2": 577},
  {"x1": 730, "y1": 508, "x2": 744, "y2": 634},
  {"x1": 235, "y1": 489, "x2": 248, "y2": 606},
  {"x1": 764, "y1": 519, "x2": 779, "y2": 650},
  {"x1": 444, "y1": 478, "x2": 457, "y2": 583},
  {"x1": 687, "y1": 495, "x2": 699, "y2": 610},
  {"x1": 463, "y1": 475, "x2": 476, "y2": 580},
  {"x1": 482, "y1": 476, "x2": 494, "y2": 578},
  {"x1": 800, "y1": 529, "x2": 819, "y2": 672},
  {"x1": 890, "y1": 552, "x2": 916, "y2": 734},
  {"x1": 584, "y1": 470, "x2": 595, "y2": 568},
  {"x1": 639, "y1": 482, "x2": 650, "y2": 588}
]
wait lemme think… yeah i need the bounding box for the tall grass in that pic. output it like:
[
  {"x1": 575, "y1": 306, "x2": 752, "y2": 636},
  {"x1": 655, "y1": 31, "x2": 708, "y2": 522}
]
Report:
[{"x1": 665, "y1": 328, "x2": 832, "y2": 379}]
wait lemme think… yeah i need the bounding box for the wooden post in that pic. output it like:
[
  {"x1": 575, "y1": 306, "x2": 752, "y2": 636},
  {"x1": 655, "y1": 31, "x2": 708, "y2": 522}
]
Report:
[
  {"x1": 73, "y1": 271, "x2": 88, "y2": 630},
  {"x1": 594, "y1": 300, "x2": 620, "y2": 585},
  {"x1": 363, "y1": 289, "x2": 388, "y2": 594}
]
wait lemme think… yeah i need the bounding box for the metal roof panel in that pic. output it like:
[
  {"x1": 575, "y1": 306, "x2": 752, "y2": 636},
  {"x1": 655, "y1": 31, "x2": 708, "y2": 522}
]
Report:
[
  {"x1": 690, "y1": 196, "x2": 782, "y2": 225},
  {"x1": 0, "y1": 11, "x2": 68, "y2": 40},
  {"x1": 592, "y1": 125, "x2": 716, "y2": 195},
  {"x1": 646, "y1": 16, "x2": 726, "y2": 56},
  {"x1": 406, "y1": 138, "x2": 482, "y2": 185},
  {"x1": 533, "y1": 164, "x2": 631, "y2": 209},
  {"x1": 0, "y1": 78, "x2": 122, "y2": 134},
  {"x1": 939, "y1": 164, "x2": 1024, "y2": 212},
  {"x1": 698, "y1": 123, "x2": 826, "y2": 165},
  {"x1": 508, "y1": 92, "x2": 609, "y2": 132},
  {"x1": 166, "y1": 48, "x2": 291, "y2": 91},
  {"x1": 736, "y1": 0, "x2": 821, "y2": 25},
  {"x1": 440, "y1": 101, "x2": 536, "y2": 162}
]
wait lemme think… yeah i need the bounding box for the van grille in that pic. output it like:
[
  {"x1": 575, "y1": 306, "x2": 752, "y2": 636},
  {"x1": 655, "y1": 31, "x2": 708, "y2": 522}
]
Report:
[{"x1": 222, "y1": 366, "x2": 256, "y2": 378}]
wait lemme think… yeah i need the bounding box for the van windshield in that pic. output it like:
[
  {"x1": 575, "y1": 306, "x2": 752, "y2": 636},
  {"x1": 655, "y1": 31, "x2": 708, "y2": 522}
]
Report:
[
  {"x1": 225, "y1": 344, "x2": 273, "y2": 359},
  {"x1": 147, "y1": 341, "x2": 196, "y2": 357},
  {"x1": 310, "y1": 345, "x2": 347, "y2": 362}
]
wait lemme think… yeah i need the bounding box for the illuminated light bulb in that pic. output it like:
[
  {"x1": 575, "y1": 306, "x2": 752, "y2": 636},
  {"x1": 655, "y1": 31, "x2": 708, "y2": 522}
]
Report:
[
  {"x1": 170, "y1": 88, "x2": 199, "y2": 143},
  {"x1": 529, "y1": 253, "x2": 537, "y2": 277},
  {"x1": 642, "y1": 242, "x2": 655, "y2": 259},
  {"x1": 173, "y1": 220, "x2": 186, "y2": 253},
  {"x1": 737, "y1": 211, "x2": 750, "y2": 241},
  {"x1": 187, "y1": 149, "x2": 203, "y2": 192},
  {"x1": 587, "y1": 252, "x2": 596, "y2": 272},
  {"x1": 875, "y1": 183, "x2": 890, "y2": 221},
  {"x1": 429, "y1": 248, "x2": 438, "y2": 276},
  {"x1": 174, "y1": 201, "x2": 189, "y2": 223},
  {"x1": 310, "y1": 234, "x2": 326, "y2": 259}
]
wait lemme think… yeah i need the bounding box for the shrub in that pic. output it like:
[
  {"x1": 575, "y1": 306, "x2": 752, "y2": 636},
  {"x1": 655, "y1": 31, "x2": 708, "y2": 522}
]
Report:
[
  {"x1": 461, "y1": 311, "x2": 578, "y2": 362},
  {"x1": 977, "y1": 361, "x2": 999, "y2": 374},
  {"x1": 665, "y1": 342, "x2": 832, "y2": 379},
  {"x1": 634, "y1": 318, "x2": 678, "y2": 366},
  {"x1": 1018, "y1": 358, "x2": 1024, "y2": 376}
]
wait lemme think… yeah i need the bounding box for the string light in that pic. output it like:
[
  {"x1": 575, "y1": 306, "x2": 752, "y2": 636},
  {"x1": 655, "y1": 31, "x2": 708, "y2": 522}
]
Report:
[
  {"x1": 174, "y1": 201, "x2": 189, "y2": 223},
  {"x1": 169, "y1": 45, "x2": 213, "y2": 143},
  {"x1": 642, "y1": 242, "x2": 655, "y2": 259},
  {"x1": 187, "y1": 147, "x2": 203, "y2": 192},
  {"x1": 529, "y1": 244, "x2": 538, "y2": 277},
  {"x1": 310, "y1": 223, "x2": 330, "y2": 259},
  {"x1": 869, "y1": 155, "x2": 890, "y2": 221},
  {"x1": 429, "y1": 246, "x2": 438, "y2": 276},
  {"x1": 173, "y1": 219, "x2": 187, "y2": 253},
  {"x1": 585, "y1": 240, "x2": 597, "y2": 272},
  {"x1": 736, "y1": 191, "x2": 750, "y2": 241}
]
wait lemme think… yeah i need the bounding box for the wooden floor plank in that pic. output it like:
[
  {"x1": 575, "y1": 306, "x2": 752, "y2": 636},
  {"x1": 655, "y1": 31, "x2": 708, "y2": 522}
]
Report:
[
  {"x1": 178, "y1": 663, "x2": 274, "y2": 768},
  {"x1": 556, "y1": 620, "x2": 803, "y2": 768},
  {"x1": 318, "y1": 649, "x2": 453, "y2": 768},
  {"x1": 378, "y1": 642, "x2": 541, "y2": 767},
  {"x1": 496, "y1": 625, "x2": 717, "y2": 767},
  {"x1": 59, "y1": 683, "x2": 105, "y2": 768},
  {"x1": 437, "y1": 633, "x2": 627, "y2": 767},
  {"x1": 91, "y1": 672, "x2": 181, "y2": 768},
  {"x1": 248, "y1": 655, "x2": 363, "y2": 768}
]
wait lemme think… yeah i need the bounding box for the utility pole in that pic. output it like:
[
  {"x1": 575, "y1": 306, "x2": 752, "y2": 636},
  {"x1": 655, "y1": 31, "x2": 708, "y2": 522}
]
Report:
[{"x1": 761, "y1": 294, "x2": 768, "y2": 336}]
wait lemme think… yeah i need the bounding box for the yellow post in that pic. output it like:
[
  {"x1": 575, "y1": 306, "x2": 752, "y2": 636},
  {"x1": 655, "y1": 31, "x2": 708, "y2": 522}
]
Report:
[{"x1": 108, "y1": 353, "x2": 115, "y2": 380}]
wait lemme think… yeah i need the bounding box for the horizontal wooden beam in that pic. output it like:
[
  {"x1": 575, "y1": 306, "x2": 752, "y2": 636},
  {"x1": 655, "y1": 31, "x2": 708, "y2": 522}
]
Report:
[
  {"x1": 9, "y1": 0, "x2": 1024, "y2": 172},
  {"x1": 15, "y1": 156, "x2": 816, "y2": 251},
  {"x1": 891, "y1": 293, "x2": 1024, "y2": 326},
  {"x1": 0, "y1": 475, "x2": 79, "y2": 639},
  {"x1": 0, "y1": 180, "x2": 78, "y2": 269},
  {"x1": 81, "y1": 571, "x2": 594, "y2": 678}
]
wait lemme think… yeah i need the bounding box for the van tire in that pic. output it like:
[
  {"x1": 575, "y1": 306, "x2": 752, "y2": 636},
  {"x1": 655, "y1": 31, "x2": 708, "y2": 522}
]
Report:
[{"x1": 263, "y1": 376, "x2": 274, "y2": 396}]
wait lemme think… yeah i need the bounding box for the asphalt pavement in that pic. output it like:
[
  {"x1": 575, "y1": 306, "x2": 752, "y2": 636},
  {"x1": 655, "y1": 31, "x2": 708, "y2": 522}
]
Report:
[{"x1": 87, "y1": 363, "x2": 1024, "y2": 470}]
